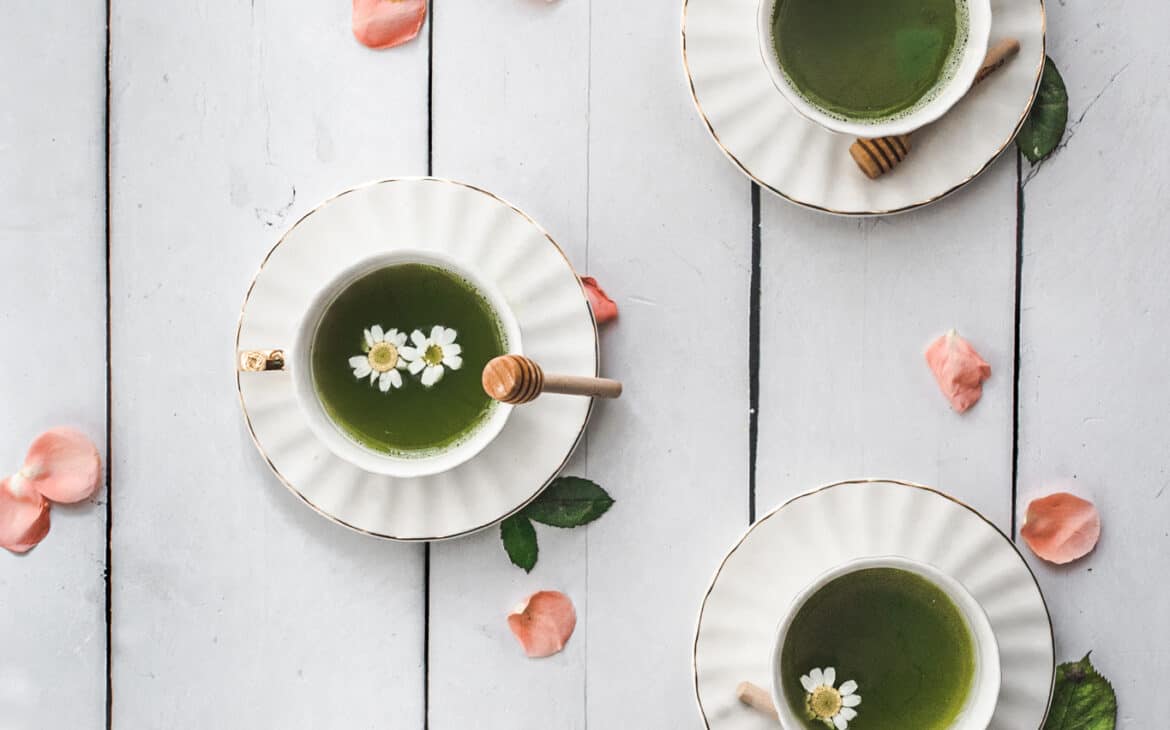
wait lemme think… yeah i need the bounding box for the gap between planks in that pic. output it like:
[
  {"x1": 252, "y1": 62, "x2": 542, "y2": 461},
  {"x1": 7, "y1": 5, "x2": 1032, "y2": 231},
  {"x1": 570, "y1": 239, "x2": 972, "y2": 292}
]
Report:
[
  {"x1": 748, "y1": 183, "x2": 762, "y2": 525},
  {"x1": 104, "y1": 0, "x2": 115, "y2": 726}
]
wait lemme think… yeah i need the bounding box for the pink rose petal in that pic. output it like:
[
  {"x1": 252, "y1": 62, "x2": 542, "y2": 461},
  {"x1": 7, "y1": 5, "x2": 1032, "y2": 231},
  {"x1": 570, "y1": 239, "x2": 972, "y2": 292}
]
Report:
[
  {"x1": 352, "y1": 0, "x2": 427, "y2": 50},
  {"x1": 508, "y1": 590, "x2": 577, "y2": 658},
  {"x1": 16, "y1": 427, "x2": 102, "y2": 504},
  {"x1": 7, "y1": 507, "x2": 51, "y2": 553},
  {"x1": 925, "y1": 329, "x2": 991, "y2": 413},
  {"x1": 580, "y1": 276, "x2": 618, "y2": 324},
  {"x1": 0, "y1": 476, "x2": 51, "y2": 554},
  {"x1": 1021, "y1": 492, "x2": 1101, "y2": 564}
]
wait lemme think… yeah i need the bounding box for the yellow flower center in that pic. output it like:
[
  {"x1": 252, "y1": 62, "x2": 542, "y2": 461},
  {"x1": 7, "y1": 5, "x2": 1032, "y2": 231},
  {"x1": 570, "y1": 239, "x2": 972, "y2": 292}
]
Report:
[
  {"x1": 423, "y1": 344, "x2": 444, "y2": 366},
  {"x1": 367, "y1": 342, "x2": 399, "y2": 373},
  {"x1": 808, "y1": 686, "x2": 842, "y2": 719}
]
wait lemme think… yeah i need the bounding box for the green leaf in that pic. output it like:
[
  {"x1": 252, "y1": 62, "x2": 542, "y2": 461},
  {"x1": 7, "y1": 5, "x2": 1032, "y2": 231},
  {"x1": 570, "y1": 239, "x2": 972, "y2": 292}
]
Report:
[
  {"x1": 500, "y1": 514, "x2": 538, "y2": 572},
  {"x1": 523, "y1": 477, "x2": 615, "y2": 528},
  {"x1": 1017, "y1": 56, "x2": 1069, "y2": 163},
  {"x1": 1042, "y1": 653, "x2": 1117, "y2": 730}
]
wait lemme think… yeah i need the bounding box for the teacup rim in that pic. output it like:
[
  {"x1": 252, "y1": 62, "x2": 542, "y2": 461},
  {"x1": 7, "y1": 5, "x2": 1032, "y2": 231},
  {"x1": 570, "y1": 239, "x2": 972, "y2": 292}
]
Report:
[
  {"x1": 755, "y1": 0, "x2": 993, "y2": 138},
  {"x1": 290, "y1": 248, "x2": 522, "y2": 478},
  {"x1": 769, "y1": 554, "x2": 1001, "y2": 730}
]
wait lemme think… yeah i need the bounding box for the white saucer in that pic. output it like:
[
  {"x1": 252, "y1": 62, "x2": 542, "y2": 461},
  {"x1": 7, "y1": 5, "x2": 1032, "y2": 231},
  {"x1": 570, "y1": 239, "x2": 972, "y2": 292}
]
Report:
[
  {"x1": 682, "y1": 0, "x2": 1047, "y2": 215},
  {"x1": 693, "y1": 479, "x2": 1055, "y2": 728},
  {"x1": 236, "y1": 178, "x2": 598, "y2": 541}
]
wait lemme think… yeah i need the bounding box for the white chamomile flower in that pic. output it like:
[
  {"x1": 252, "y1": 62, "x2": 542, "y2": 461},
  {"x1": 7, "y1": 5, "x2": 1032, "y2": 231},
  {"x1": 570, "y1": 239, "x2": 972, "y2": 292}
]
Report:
[
  {"x1": 348, "y1": 325, "x2": 410, "y2": 393},
  {"x1": 400, "y1": 325, "x2": 463, "y2": 387},
  {"x1": 800, "y1": 667, "x2": 860, "y2": 730}
]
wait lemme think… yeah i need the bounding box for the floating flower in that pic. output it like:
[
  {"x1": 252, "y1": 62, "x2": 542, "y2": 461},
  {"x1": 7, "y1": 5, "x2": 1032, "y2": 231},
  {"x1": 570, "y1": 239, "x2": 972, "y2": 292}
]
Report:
[
  {"x1": 580, "y1": 276, "x2": 618, "y2": 324},
  {"x1": 508, "y1": 590, "x2": 577, "y2": 658},
  {"x1": 350, "y1": 325, "x2": 410, "y2": 392},
  {"x1": 402, "y1": 326, "x2": 462, "y2": 387},
  {"x1": 352, "y1": 0, "x2": 427, "y2": 50},
  {"x1": 1021, "y1": 492, "x2": 1101, "y2": 564},
  {"x1": 800, "y1": 667, "x2": 860, "y2": 729},
  {"x1": 925, "y1": 329, "x2": 991, "y2": 413}
]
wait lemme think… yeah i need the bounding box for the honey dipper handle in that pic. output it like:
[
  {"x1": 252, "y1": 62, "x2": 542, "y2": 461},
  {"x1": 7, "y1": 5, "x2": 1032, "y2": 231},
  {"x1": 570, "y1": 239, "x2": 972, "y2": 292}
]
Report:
[
  {"x1": 542, "y1": 373, "x2": 623, "y2": 399},
  {"x1": 973, "y1": 38, "x2": 1022, "y2": 85},
  {"x1": 735, "y1": 682, "x2": 779, "y2": 721}
]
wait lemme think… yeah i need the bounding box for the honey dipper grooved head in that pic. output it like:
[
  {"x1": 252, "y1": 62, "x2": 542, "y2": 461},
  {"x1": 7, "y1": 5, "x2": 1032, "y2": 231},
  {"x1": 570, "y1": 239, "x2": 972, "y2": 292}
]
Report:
[
  {"x1": 482, "y1": 355, "x2": 544, "y2": 405},
  {"x1": 850, "y1": 135, "x2": 911, "y2": 179}
]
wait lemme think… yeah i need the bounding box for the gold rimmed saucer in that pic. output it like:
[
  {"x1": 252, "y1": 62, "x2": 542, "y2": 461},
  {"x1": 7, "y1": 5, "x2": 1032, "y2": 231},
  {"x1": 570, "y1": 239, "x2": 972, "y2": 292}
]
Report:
[
  {"x1": 236, "y1": 178, "x2": 598, "y2": 541},
  {"x1": 682, "y1": 0, "x2": 1046, "y2": 215},
  {"x1": 693, "y1": 479, "x2": 1055, "y2": 727}
]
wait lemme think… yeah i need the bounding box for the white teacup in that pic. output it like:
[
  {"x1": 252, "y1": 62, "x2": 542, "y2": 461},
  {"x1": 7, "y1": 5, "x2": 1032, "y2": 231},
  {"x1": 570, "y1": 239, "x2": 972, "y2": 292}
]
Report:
[
  {"x1": 770, "y1": 555, "x2": 1000, "y2": 730},
  {"x1": 756, "y1": 0, "x2": 992, "y2": 138},
  {"x1": 238, "y1": 249, "x2": 522, "y2": 478}
]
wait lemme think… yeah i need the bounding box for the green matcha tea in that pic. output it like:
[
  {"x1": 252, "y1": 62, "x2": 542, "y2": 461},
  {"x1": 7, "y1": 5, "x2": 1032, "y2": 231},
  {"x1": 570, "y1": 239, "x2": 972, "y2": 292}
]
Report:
[
  {"x1": 780, "y1": 568, "x2": 975, "y2": 729},
  {"x1": 310, "y1": 263, "x2": 507, "y2": 457},
  {"x1": 771, "y1": 0, "x2": 967, "y2": 121}
]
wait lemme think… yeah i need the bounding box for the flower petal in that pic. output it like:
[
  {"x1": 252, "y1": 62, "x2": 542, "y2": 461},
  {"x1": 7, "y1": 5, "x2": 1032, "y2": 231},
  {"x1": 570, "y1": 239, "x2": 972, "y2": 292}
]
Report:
[
  {"x1": 442, "y1": 355, "x2": 463, "y2": 370},
  {"x1": 840, "y1": 707, "x2": 857, "y2": 721},
  {"x1": 411, "y1": 330, "x2": 427, "y2": 347},
  {"x1": 421, "y1": 364, "x2": 443, "y2": 387},
  {"x1": 430, "y1": 325, "x2": 444, "y2": 342},
  {"x1": 379, "y1": 371, "x2": 394, "y2": 392},
  {"x1": 370, "y1": 324, "x2": 385, "y2": 343},
  {"x1": 834, "y1": 714, "x2": 849, "y2": 730},
  {"x1": 391, "y1": 330, "x2": 408, "y2": 347},
  {"x1": 924, "y1": 329, "x2": 991, "y2": 413},
  {"x1": 1021, "y1": 492, "x2": 1100, "y2": 564},
  {"x1": 581, "y1": 276, "x2": 618, "y2": 324},
  {"x1": 6, "y1": 511, "x2": 51, "y2": 553},
  {"x1": 18, "y1": 427, "x2": 102, "y2": 504},
  {"x1": 809, "y1": 668, "x2": 824, "y2": 687},
  {"x1": 823, "y1": 667, "x2": 836, "y2": 688},
  {"x1": 0, "y1": 476, "x2": 51, "y2": 553},
  {"x1": 388, "y1": 369, "x2": 403, "y2": 388},
  {"x1": 352, "y1": 0, "x2": 427, "y2": 50},
  {"x1": 398, "y1": 346, "x2": 419, "y2": 361},
  {"x1": 507, "y1": 590, "x2": 576, "y2": 658},
  {"x1": 800, "y1": 674, "x2": 817, "y2": 693},
  {"x1": 363, "y1": 328, "x2": 374, "y2": 349},
  {"x1": 440, "y1": 327, "x2": 457, "y2": 345},
  {"x1": 842, "y1": 694, "x2": 861, "y2": 707},
  {"x1": 409, "y1": 359, "x2": 426, "y2": 375},
  {"x1": 839, "y1": 680, "x2": 858, "y2": 697},
  {"x1": 350, "y1": 357, "x2": 372, "y2": 379},
  {"x1": 443, "y1": 343, "x2": 462, "y2": 357}
]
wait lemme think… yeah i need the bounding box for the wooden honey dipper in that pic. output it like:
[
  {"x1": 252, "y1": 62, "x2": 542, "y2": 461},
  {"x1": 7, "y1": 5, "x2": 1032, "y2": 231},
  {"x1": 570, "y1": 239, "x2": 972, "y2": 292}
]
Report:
[
  {"x1": 482, "y1": 354, "x2": 623, "y2": 405},
  {"x1": 850, "y1": 38, "x2": 1021, "y2": 179},
  {"x1": 735, "y1": 682, "x2": 779, "y2": 720}
]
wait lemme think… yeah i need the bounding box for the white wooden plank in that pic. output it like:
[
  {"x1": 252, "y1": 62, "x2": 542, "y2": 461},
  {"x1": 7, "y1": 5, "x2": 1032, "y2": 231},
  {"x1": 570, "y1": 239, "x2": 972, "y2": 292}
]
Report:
[
  {"x1": 756, "y1": 163, "x2": 1020, "y2": 528},
  {"x1": 109, "y1": 2, "x2": 428, "y2": 726},
  {"x1": 427, "y1": 2, "x2": 591, "y2": 727},
  {"x1": 583, "y1": 0, "x2": 754, "y2": 726},
  {"x1": 1017, "y1": 3, "x2": 1170, "y2": 723},
  {"x1": 0, "y1": 3, "x2": 108, "y2": 728}
]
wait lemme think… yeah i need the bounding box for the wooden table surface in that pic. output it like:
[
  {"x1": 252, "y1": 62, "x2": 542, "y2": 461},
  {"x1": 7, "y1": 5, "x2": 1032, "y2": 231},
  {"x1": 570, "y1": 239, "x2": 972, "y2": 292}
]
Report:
[{"x1": 1, "y1": 1, "x2": 1165, "y2": 728}]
